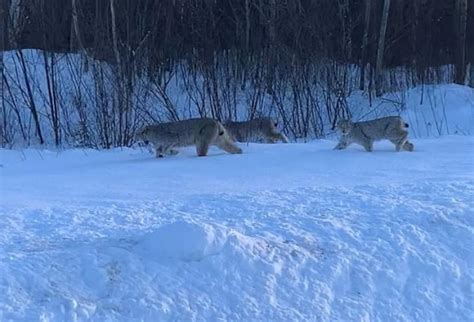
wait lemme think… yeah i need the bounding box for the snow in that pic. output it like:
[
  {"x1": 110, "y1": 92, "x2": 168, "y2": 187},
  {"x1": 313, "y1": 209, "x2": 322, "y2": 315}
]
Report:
[
  {"x1": 347, "y1": 84, "x2": 474, "y2": 138},
  {"x1": 1, "y1": 135, "x2": 473, "y2": 321},
  {"x1": 4, "y1": 49, "x2": 473, "y2": 146},
  {"x1": 136, "y1": 221, "x2": 228, "y2": 262}
]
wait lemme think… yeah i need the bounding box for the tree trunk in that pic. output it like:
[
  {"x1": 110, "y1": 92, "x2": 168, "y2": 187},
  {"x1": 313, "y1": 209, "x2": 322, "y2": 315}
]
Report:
[
  {"x1": 338, "y1": 0, "x2": 352, "y2": 61},
  {"x1": 18, "y1": 50, "x2": 44, "y2": 144},
  {"x1": 43, "y1": 52, "x2": 61, "y2": 146},
  {"x1": 110, "y1": 0, "x2": 128, "y2": 146},
  {"x1": 268, "y1": 0, "x2": 276, "y2": 45},
  {"x1": 1, "y1": 0, "x2": 5, "y2": 82},
  {"x1": 71, "y1": 0, "x2": 85, "y2": 50},
  {"x1": 467, "y1": 62, "x2": 473, "y2": 87},
  {"x1": 0, "y1": 1, "x2": 5, "y2": 145},
  {"x1": 109, "y1": 0, "x2": 122, "y2": 69},
  {"x1": 359, "y1": 0, "x2": 372, "y2": 91},
  {"x1": 410, "y1": 0, "x2": 419, "y2": 86},
  {"x1": 454, "y1": 0, "x2": 467, "y2": 84},
  {"x1": 0, "y1": 0, "x2": 7, "y2": 51},
  {"x1": 8, "y1": 0, "x2": 20, "y2": 48},
  {"x1": 245, "y1": 0, "x2": 250, "y2": 50},
  {"x1": 375, "y1": 0, "x2": 391, "y2": 96}
]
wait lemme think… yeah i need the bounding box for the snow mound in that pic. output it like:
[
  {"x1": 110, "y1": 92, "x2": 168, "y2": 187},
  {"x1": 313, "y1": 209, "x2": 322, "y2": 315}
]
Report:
[
  {"x1": 136, "y1": 221, "x2": 228, "y2": 261},
  {"x1": 401, "y1": 84, "x2": 474, "y2": 137},
  {"x1": 135, "y1": 220, "x2": 310, "y2": 266}
]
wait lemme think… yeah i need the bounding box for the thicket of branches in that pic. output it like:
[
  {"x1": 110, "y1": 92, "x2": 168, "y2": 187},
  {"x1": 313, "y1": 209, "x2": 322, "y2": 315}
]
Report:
[{"x1": 0, "y1": 0, "x2": 472, "y2": 147}]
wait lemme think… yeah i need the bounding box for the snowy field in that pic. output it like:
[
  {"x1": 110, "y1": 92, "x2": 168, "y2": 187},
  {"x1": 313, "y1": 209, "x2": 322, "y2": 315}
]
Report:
[{"x1": 1, "y1": 136, "x2": 473, "y2": 321}]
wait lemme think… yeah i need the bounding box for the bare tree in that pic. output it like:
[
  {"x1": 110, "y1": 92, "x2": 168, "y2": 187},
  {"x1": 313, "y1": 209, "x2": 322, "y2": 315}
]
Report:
[
  {"x1": 0, "y1": 0, "x2": 6, "y2": 145},
  {"x1": 1, "y1": 0, "x2": 468, "y2": 148},
  {"x1": 71, "y1": 0, "x2": 86, "y2": 52},
  {"x1": 17, "y1": 50, "x2": 44, "y2": 144},
  {"x1": 359, "y1": 0, "x2": 372, "y2": 91},
  {"x1": 375, "y1": 0, "x2": 391, "y2": 96},
  {"x1": 0, "y1": 0, "x2": 7, "y2": 51},
  {"x1": 454, "y1": 0, "x2": 467, "y2": 84},
  {"x1": 469, "y1": 63, "x2": 474, "y2": 87},
  {"x1": 42, "y1": 52, "x2": 61, "y2": 146}
]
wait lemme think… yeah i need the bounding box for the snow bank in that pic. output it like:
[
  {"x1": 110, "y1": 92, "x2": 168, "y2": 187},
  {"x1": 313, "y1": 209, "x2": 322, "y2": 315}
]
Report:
[
  {"x1": 136, "y1": 221, "x2": 228, "y2": 261},
  {"x1": 402, "y1": 84, "x2": 473, "y2": 137},
  {"x1": 348, "y1": 84, "x2": 474, "y2": 138},
  {"x1": 4, "y1": 49, "x2": 472, "y2": 146},
  {"x1": 0, "y1": 136, "x2": 473, "y2": 320}
]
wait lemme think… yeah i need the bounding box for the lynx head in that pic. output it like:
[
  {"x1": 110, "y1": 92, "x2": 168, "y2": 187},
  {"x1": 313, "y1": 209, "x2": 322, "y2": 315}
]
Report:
[
  {"x1": 336, "y1": 119, "x2": 353, "y2": 135},
  {"x1": 136, "y1": 126, "x2": 150, "y2": 145}
]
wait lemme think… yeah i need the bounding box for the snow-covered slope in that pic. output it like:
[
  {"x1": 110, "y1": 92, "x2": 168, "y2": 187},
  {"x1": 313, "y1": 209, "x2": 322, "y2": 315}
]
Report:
[
  {"x1": 4, "y1": 49, "x2": 473, "y2": 146},
  {"x1": 1, "y1": 137, "x2": 473, "y2": 321},
  {"x1": 347, "y1": 84, "x2": 474, "y2": 138}
]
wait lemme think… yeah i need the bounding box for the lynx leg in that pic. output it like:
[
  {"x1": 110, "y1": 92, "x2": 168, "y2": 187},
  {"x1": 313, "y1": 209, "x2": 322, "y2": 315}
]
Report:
[
  {"x1": 334, "y1": 137, "x2": 350, "y2": 150},
  {"x1": 196, "y1": 140, "x2": 210, "y2": 156},
  {"x1": 362, "y1": 139, "x2": 373, "y2": 152},
  {"x1": 269, "y1": 132, "x2": 289, "y2": 143},
  {"x1": 399, "y1": 131, "x2": 413, "y2": 151},
  {"x1": 278, "y1": 133, "x2": 290, "y2": 143},
  {"x1": 155, "y1": 146, "x2": 165, "y2": 158},
  {"x1": 194, "y1": 123, "x2": 218, "y2": 157},
  {"x1": 265, "y1": 135, "x2": 279, "y2": 144},
  {"x1": 168, "y1": 148, "x2": 180, "y2": 155},
  {"x1": 389, "y1": 139, "x2": 400, "y2": 151},
  {"x1": 391, "y1": 132, "x2": 408, "y2": 152},
  {"x1": 390, "y1": 138, "x2": 404, "y2": 151},
  {"x1": 163, "y1": 144, "x2": 179, "y2": 155},
  {"x1": 403, "y1": 141, "x2": 414, "y2": 152}
]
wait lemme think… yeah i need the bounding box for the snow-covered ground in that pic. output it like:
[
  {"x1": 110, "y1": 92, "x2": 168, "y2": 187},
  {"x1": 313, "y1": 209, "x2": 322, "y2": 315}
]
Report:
[
  {"x1": 348, "y1": 84, "x2": 474, "y2": 138},
  {"x1": 1, "y1": 136, "x2": 473, "y2": 321}
]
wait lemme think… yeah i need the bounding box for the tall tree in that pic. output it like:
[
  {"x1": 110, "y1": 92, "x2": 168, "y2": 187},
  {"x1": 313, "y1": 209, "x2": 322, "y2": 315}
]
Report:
[
  {"x1": 454, "y1": 0, "x2": 468, "y2": 84},
  {"x1": 0, "y1": 0, "x2": 6, "y2": 145},
  {"x1": 375, "y1": 0, "x2": 391, "y2": 96},
  {"x1": 17, "y1": 50, "x2": 44, "y2": 144},
  {"x1": 359, "y1": 0, "x2": 372, "y2": 91},
  {"x1": 0, "y1": 0, "x2": 6, "y2": 71}
]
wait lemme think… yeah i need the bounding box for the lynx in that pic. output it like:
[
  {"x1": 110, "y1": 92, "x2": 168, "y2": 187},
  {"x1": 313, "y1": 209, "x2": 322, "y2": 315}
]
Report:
[
  {"x1": 224, "y1": 117, "x2": 290, "y2": 143},
  {"x1": 136, "y1": 118, "x2": 242, "y2": 157},
  {"x1": 334, "y1": 116, "x2": 414, "y2": 152}
]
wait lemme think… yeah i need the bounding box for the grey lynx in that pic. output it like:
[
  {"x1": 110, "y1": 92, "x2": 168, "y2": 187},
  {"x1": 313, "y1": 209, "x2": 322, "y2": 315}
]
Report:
[
  {"x1": 334, "y1": 116, "x2": 414, "y2": 152},
  {"x1": 224, "y1": 117, "x2": 290, "y2": 143},
  {"x1": 136, "y1": 118, "x2": 242, "y2": 157}
]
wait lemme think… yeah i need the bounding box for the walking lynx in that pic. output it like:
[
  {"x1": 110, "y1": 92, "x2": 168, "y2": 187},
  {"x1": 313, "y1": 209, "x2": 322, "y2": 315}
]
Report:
[
  {"x1": 334, "y1": 116, "x2": 414, "y2": 152},
  {"x1": 136, "y1": 118, "x2": 242, "y2": 157},
  {"x1": 224, "y1": 117, "x2": 289, "y2": 143}
]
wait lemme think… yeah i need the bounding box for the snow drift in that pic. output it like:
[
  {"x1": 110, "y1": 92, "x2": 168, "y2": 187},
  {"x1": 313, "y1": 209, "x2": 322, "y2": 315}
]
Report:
[{"x1": 1, "y1": 133, "x2": 473, "y2": 321}]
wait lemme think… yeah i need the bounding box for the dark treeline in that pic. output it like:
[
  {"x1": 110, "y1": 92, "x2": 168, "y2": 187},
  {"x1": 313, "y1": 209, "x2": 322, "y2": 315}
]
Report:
[
  {"x1": 2, "y1": 0, "x2": 472, "y2": 83},
  {"x1": 0, "y1": 0, "x2": 472, "y2": 147}
]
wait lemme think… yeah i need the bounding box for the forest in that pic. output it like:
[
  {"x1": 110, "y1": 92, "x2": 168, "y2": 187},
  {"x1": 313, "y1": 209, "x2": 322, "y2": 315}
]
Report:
[
  {"x1": 0, "y1": 0, "x2": 472, "y2": 147},
  {"x1": 1, "y1": 4, "x2": 474, "y2": 319}
]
